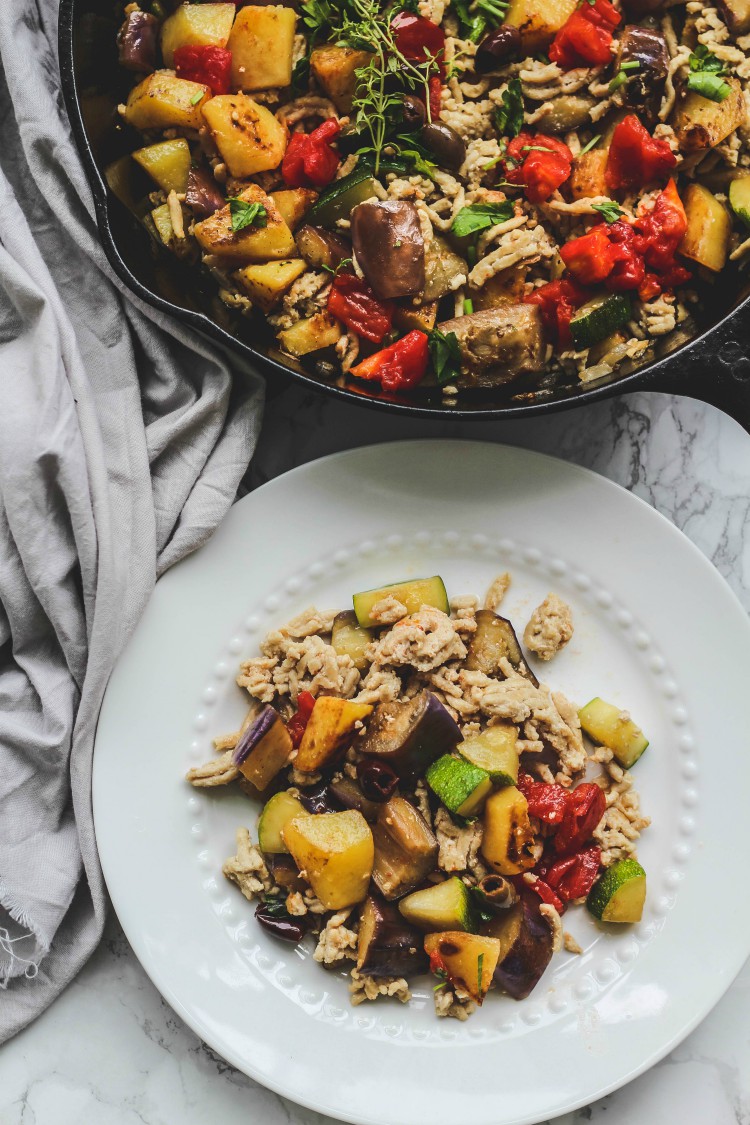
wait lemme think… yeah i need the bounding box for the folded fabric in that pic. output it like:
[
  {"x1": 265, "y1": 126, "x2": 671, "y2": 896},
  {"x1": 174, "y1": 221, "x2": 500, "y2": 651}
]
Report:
[{"x1": 0, "y1": 0, "x2": 264, "y2": 1041}]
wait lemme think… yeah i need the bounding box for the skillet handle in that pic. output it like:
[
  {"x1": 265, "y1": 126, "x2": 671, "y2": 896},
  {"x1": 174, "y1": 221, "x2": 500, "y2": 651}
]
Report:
[{"x1": 644, "y1": 302, "x2": 750, "y2": 433}]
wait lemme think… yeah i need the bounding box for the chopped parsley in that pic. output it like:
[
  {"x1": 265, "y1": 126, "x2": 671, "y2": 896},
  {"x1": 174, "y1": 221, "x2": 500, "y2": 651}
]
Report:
[
  {"x1": 477, "y1": 952, "x2": 485, "y2": 996},
  {"x1": 228, "y1": 198, "x2": 268, "y2": 233},
  {"x1": 687, "y1": 45, "x2": 731, "y2": 102},
  {"x1": 260, "y1": 893, "x2": 290, "y2": 918},
  {"x1": 578, "y1": 134, "x2": 602, "y2": 157},
  {"x1": 452, "y1": 0, "x2": 509, "y2": 43},
  {"x1": 469, "y1": 886, "x2": 495, "y2": 924},
  {"x1": 428, "y1": 326, "x2": 462, "y2": 384},
  {"x1": 493, "y1": 77, "x2": 524, "y2": 139},
  {"x1": 451, "y1": 201, "x2": 514, "y2": 238},
  {"x1": 290, "y1": 56, "x2": 311, "y2": 96},
  {"x1": 592, "y1": 199, "x2": 624, "y2": 223}
]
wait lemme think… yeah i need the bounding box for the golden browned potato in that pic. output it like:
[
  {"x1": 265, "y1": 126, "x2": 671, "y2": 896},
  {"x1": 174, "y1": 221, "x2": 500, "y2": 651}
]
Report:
[
  {"x1": 310, "y1": 45, "x2": 374, "y2": 113},
  {"x1": 161, "y1": 2, "x2": 235, "y2": 67},
  {"x1": 233, "y1": 259, "x2": 308, "y2": 312},
  {"x1": 471, "y1": 268, "x2": 527, "y2": 310},
  {"x1": 679, "y1": 183, "x2": 731, "y2": 272},
  {"x1": 423, "y1": 932, "x2": 501, "y2": 1003},
  {"x1": 504, "y1": 0, "x2": 577, "y2": 53},
  {"x1": 295, "y1": 697, "x2": 374, "y2": 772},
  {"x1": 193, "y1": 184, "x2": 296, "y2": 261},
  {"x1": 672, "y1": 78, "x2": 746, "y2": 153},
  {"x1": 481, "y1": 786, "x2": 537, "y2": 875},
  {"x1": 228, "y1": 6, "x2": 297, "y2": 91},
  {"x1": 132, "y1": 139, "x2": 191, "y2": 194},
  {"x1": 122, "y1": 72, "x2": 210, "y2": 131},
  {"x1": 283, "y1": 810, "x2": 374, "y2": 909},
  {"x1": 393, "y1": 302, "x2": 439, "y2": 333},
  {"x1": 203, "y1": 93, "x2": 288, "y2": 177},
  {"x1": 277, "y1": 313, "x2": 343, "y2": 356},
  {"x1": 269, "y1": 188, "x2": 319, "y2": 230}
]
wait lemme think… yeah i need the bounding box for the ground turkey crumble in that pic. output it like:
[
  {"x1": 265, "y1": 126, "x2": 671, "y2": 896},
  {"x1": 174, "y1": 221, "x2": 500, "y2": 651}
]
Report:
[{"x1": 523, "y1": 594, "x2": 574, "y2": 662}]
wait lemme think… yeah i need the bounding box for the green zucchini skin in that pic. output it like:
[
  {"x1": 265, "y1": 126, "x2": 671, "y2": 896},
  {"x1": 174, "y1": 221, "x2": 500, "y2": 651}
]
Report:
[
  {"x1": 306, "y1": 168, "x2": 380, "y2": 227},
  {"x1": 570, "y1": 294, "x2": 631, "y2": 349}
]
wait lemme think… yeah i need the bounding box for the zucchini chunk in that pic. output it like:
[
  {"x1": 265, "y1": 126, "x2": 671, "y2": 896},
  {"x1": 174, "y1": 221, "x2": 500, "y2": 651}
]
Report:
[
  {"x1": 424, "y1": 931, "x2": 501, "y2": 1003},
  {"x1": 570, "y1": 294, "x2": 632, "y2": 350},
  {"x1": 466, "y1": 609, "x2": 539, "y2": 686},
  {"x1": 232, "y1": 705, "x2": 293, "y2": 790},
  {"x1": 578, "y1": 697, "x2": 649, "y2": 769},
  {"x1": 282, "y1": 810, "x2": 374, "y2": 909},
  {"x1": 306, "y1": 167, "x2": 380, "y2": 228},
  {"x1": 729, "y1": 175, "x2": 750, "y2": 230},
  {"x1": 481, "y1": 786, "x2": 537, "y2": 876},
  {"x1": 426, "y1": 754, "x2": 493, "y2": 818},
  {"x1": 331, "y1": 610, "x2": 374, "y2": 671},
  {"x1": 673, "y1": 78, "x2": 746, "y2": 154},
  {"x1": 372, "y1": 796, "x2": 439, "y2": 900},
  {"x1": 357, "y1": 895, "x2": 428, "y2": 976},
  {"x1": 357, "y1": 691, "x2": 462, "y2": 781},
  {"x1": 399, "y1": 877, "x2": 477, "y2": 933},
  {"x1": 459, "y1": 724, "x2": 519, "y2": 785},
  {"x1": 481, "y1": 893, "x2": 554, "y2": 999},
  {"x1": 679, "y1": 183, "x2": 731, "y2": 272},
  {"x1": 295, "y1": 696, "x2": 374, "y2": 772},
  {"x1": 352, "y1": 576, "x2": 449, "y2": 627},
  {"x1": 258, "y1": 790, "x2": 308, "y2": 854},
  {"x1": 587, "y1": 858, "x2": 647, "y2": 922}
]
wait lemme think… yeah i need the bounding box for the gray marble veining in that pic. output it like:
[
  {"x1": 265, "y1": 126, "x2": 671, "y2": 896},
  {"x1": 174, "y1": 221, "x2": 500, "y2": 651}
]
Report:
[{"x1": 1, "y1": 388, "x2": 748, "y2": 1125}]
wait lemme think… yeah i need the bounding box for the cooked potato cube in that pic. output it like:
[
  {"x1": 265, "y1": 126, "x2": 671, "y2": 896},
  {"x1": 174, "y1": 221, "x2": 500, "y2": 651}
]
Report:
[
  {"x1": 194, "y1": 183, "x2": 296, "y2": 261},
  {"x1": 424, "y1": 931, "x2": 501, "y2": 1003},
  {"x1": 283, "y1": 810, "x2": 374, "y2": 909},
  {"x1": 269, "y1": 188, "x2": 318, "y2": 230},
  {"x1": 234, "y1": 259, "x2": 308, "y2": 311},
  {"x1": 123, "y1": 71, "x2": 210, "y2": 131},
  {"x1": 679, "y1": 183, "x2": 731, "y2": 272},
  {"x1": 393, "y1": 302, "x2": 438, "y2": 333},
  {"x1": 229, "y1": 6, "x2": 297, "y2": 91},
  {"x1": 310, "y1": 45, "x2": 373, "y2": 113},
  {"x1": 161, "y1": 2, "x2": 236, "y2": 67},
  {"x1": 296, "y1": 697, "x2": 374, "y2": 772},
  {"x1": 673, "y1": 78, "x2": 746, "y2": 154},
  {"x1": 203, "y1": 93, "x2": 288, "y2": 177},
  {"x1": 132, "y1": 138, "x2": 191, "y2": 194},
  {"x1": 277, "y1": 313, "x2": 342, "y2": 356},
  {"x1": 504, "y1": 0, "x2": 577, "y2": 53}
]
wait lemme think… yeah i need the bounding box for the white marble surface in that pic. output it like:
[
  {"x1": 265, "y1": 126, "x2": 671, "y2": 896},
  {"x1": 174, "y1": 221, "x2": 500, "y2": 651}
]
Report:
[{"x1": 2, "y1": 387, "x2": 749, "y2": 1125}]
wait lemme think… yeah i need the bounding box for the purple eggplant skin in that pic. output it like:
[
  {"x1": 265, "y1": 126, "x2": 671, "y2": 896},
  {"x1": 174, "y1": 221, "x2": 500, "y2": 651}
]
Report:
[
  {"x1": 328, "y1": 776, "x2": 381, "y2": 822},
  {"x1": 185, "y1": 167, "x2": 226, "y2": 219},
  {"x1": 255, "y1": 902, "x2": 305, "y2": 943},
  {"x1": 117, "y1": 11, "x2": 159, "y2": 73},
  {"x1": 232, "y1": 706, "x2": 277, "y2": 766},
  {"x1": 350, "y1": 200, "x2": 425, "y2": 301},
  {"x1": 357, "y1": 690, "x2": 462, "y2": 782},
  {"x1": 265, "y1": 854, "x2": 307, "y2": 892},
  {"x1": 357, "y1": 895, "x2": 429, "y2": 977},
  {"x1": 298, "y1": 780, "x2": 337, "y2": 815},
  {"x1": 372, "y1": 796, "x2": 439, "y2": 900},
  {"x1": 616, "y1": 26, "x2": 669, "y2": 123},
  {"x1": 466, "y1": 610, "x2": 539, "y2": 686},
  {"x1": 481, "y1": 893, "x2": 554, "y2": 1000}
]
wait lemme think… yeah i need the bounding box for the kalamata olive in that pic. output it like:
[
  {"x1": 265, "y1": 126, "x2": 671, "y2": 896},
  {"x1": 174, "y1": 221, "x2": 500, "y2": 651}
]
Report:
[
  {"x1": 474, "y1": 25, "x2": 522, "y2": 73},
  {"x1": 255, "y1": 905, "x2": 306, "y2": 942},
  {"x1": 420, "y1": 122, "x2": 467, "y2": 171},
  {"x1": 402, "y1": 94, "x2": 427, "y2": 130},
  {"x1": 357, "y1": 757, "x2": 399, "y2": 802},
  {"x1": 185, "y1": 166, "x2": 225, "y2": 218},
  {"x1": 298, "y1": 780, "x2": 336, "y2": 814},
  {"x1": 314, "y1": 359, "x2": 338, "y2": 380}
]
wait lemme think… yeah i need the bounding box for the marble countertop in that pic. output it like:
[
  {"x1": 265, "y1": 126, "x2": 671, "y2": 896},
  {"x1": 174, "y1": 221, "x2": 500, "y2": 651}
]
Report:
[{"x1": 2, "y1": 387, "x2": 749, "y2": 1125}]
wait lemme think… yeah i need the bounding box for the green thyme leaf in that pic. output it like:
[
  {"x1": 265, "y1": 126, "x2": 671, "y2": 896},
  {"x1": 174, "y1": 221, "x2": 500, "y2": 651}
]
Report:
[
  {"x1": 451, "y1": 201, "x2": 514, "y2": 238},
  {"x1": 493, "y1": 77, "x2": 524, "y2": 138},
  {"x1": 428, "y1": 327, "x2": 462, "y2": 384},
  {"x1": 228, "y1": 198, "x2": 268, "y2": 233},
  {"x1": 592, "y1": 200, "x2": 624, "y2": 223},
  {"x1": 578, "y1": 134, "x2": 601, "y2": 157}
]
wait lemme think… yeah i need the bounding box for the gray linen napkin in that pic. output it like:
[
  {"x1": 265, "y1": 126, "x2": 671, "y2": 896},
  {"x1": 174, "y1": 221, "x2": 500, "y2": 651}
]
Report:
[{"x1": 0, "y1": 2, "x2": 264, "y2": 1040}]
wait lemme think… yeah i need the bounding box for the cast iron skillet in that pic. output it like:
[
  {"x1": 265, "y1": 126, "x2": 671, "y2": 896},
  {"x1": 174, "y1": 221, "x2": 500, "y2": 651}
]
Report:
[{"x1": 60, "y1": 0, "x2": 750, "y2": 430}]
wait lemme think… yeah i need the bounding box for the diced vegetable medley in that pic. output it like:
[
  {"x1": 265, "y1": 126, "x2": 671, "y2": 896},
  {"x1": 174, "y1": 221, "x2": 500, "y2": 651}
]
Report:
[
  {"x1": 188, "y1": 574, "x2": 650, "y2": 1018},
  {"x1": 112, "y1": 0, "x2": 750, "y2": 397}
]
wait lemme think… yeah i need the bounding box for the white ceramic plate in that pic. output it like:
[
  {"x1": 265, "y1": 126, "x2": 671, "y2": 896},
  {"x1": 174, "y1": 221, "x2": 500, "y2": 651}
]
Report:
[{"x1": 94, "y1": 440, "x2": 750, "y2": 1125}]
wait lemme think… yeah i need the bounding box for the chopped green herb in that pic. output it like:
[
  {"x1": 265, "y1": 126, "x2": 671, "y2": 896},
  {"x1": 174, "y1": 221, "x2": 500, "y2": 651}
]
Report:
[
  {"x1": 521, "y1": 145, "x2": 554, "y2": 153},
  {"x1": 463, "y1": 297, "x2": 474, "y2": 314},
  {"x1": 290, "y1": 56, "x2": 311, "y2": 96},
  {"x1": 428, "y1": 326, "x2": 462, "y2": 384},
  {"x1": 451, "y1": 201, "x2": 514, "y2": 238},
  {"x1": 432, "y1": 967, "x2": 449, "y2": 991},
  {"x1": 686, "y1": 45, "x2": 731, "y2": 101},
  {"x1": 493, "y1": 77, "x2": 524, "y2": 138},
  {"x1": 578, "y1": 134, "x2": 601, "y2": 157},
  {"x1": 477, "y1": 952, "x2": 484, "y2": 996},
  {"x1": 608, "y1": 60, "x2": 640, "y2": 94},
  {"x1": 228, "y1": 198, "x2": 268, "y2": 233},
  {"x1": 190, "y1": 90, "x2": 204, "y2": 105},
  {"x1": 261, "y1": 893, "x2": 290, "y2": 918},
  {"x1": 469, "y1": 886, "x2": 495, "y2": 924},
  {"x1": 150, "y1": 0, "x2": 165, "y2": 18},
  {"x1": 592, "y1": 199, "x2": 624, "y2": 223},
  {"x1": 467, "y1": 242, "x2": 477, "y2": 268},
  {"x1": 302, "y1": 0, "x2": 334, "y2": 38},
  {"x1": 321, "y1": 256, "x2": 354, "y2": 276}
]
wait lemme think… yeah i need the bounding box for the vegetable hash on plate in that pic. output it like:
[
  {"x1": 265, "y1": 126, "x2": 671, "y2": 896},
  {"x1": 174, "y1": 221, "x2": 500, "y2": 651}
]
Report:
[
  {"x1": 188, "y1": 575, "x2": 651, "y2": 1019},
  {"x1": 114, "y1": 0, "x2": 750, "y2": 397}
]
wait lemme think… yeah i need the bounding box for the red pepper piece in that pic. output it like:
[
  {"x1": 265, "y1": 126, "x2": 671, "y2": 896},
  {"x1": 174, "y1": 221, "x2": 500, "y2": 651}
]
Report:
[
  {"x1": 544, "y1": 845, "x2": 602, "y2": 902},
  {"x1": 553, "y1": 782, "x2": 606, "y2": 856},
  {"x1": 517, "y1": 771, "x2": 571, "y2": 826},
  {"x1": 282, "y1": 118, "x2": 341, "y2": 189},
  {"x1": 350, "y1": 330, "x2": 429, "y2": 392},
  {"x1": 391, "y1": 12, "x2": 446, "y2": 76},
  {"x1": 286, "y1": 690, "x2": 316, "y2": 748},
  {"x1": 526, "y1": 877, "x2": 566, "y2": 914},
  {"x1": 523, "y1": 278, "x2": 588, "y2": 349},
  {"x1": 560, "y1": 223, "x2": 619, "y2": 285},
  {"x1": 327, "y1": 272, "x2": 394, "y2": 344},
  {"x1": 173, "y1": 45, "x2": 232, "y2": 94},
  {"x1": 605, "y1": 114, "x2": 676, "y2": 194},
  {"x1": 506, "y1": 133, "x2": 573, "y2": 204},
  {"x1": 549, "y1": 0, "x2": 621, "y2": 70},
  {"x1": 428, "y1": 74, "x2": 443, "y2": 119}
]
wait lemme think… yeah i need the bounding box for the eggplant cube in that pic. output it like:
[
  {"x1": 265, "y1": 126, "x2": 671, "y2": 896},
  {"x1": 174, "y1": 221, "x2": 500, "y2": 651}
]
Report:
[
  {"x1": 357, "y1": 895, "x2": 428, "y2": 977},
  {"x1": 424, "y1": 931, "x2": 501, "y2": 1003},
  {"x1": 466, "y1": 610, "x2": 539, "y2": 685},
  {"x1": 282, "y1": 810, "x2": 374, "y2": 909},
  {"x1": 295, "y1": 696, "x2": 373, "y2": 772},
  {"x1": 481, "y1": 894, "x2": 554, "y2": 1000},
  {"x1": 257, "y1": 790, "x2": 308, "y2": 854},
  {"x1": 481, "y1": 786, "x2": 537, "y2": 876},
  {"x1": 358, "y1": 691, "x2": 462, "y2": 782},
  {"x1": 331, "y1": 610, "x2": 374, "y2": 671},
  {"x1": 372, "y1": 797, "x2": 439, "y2": 900},
  {"x1": 232, "y1": 705, "x2": 293, "y2": 790}
]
